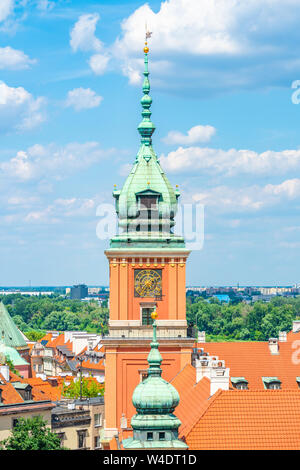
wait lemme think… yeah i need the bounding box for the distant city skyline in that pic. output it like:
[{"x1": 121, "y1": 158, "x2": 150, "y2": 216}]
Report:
[{"x1": 1, "y1": 1, "x2": 300, "y2": 286}]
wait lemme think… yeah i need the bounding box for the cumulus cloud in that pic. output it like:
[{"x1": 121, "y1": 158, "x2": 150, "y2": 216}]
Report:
[
  {"x1": 89, "y1": 54, "x2": 110, "y2": 75},
  {"x1": 70, "y1": 13, "x2": 102, "y2": 53},
  {"x1": 191, "y1": 178, "x2": 300, "y2": 213},
  {"x1": 162, "y1": 125, "x2": 216, "y2": 145},
  {"x1": 0, "y1": 0, "x2": 13, "y2": 22},
  {"x1": 65, "y1": 87, "x2": 103, "y2": 111},
  {"x1": 0, "y1": 46, "x2": 36, "y2": 70},
  {"x1": 0, "y1": 81, "x2": 46, "y2": 133},
  {"x1": 160, "y1": 146, "x2": 300, "y2": 177},
  {"x1": 23, "y1": 196, "x2": 96, "y2": 224},
  {"x1": 70, "y1": 13, "x2": 111, "y2": 75},
  {"x1": 0, "y1": 141, "x2": 114, "y2": 182},
  {"x1": 108, "y1": 0, "x2": 300, "y2": 93}
]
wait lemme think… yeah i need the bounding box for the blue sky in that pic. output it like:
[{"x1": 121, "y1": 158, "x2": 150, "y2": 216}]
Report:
[{"x1": 1, "y1": 0, "x2": 300, "y2": 286}]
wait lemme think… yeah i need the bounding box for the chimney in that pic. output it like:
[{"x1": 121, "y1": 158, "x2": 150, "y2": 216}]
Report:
[
  {"x1": 195, "y1": 354, "x2": 228, "y2": 388},
  {"x1": 278, "y1": 331, "x2": 287, "y2": 342},
  {"x1": 198, "y1": 331, "x2": 206, "y2": 343},
  {"x1": 210, "y1": 367, "x2": 230, "y2": 395},
  {"x1": 0, "y1": 365, "x2": 10, "y2": 382},
  {"x1": 88, "y1": 339, "x2": 94, "y2": 352},
  {"x1": 293, "y1": 320, "x2": 300, "y2": 333},
  {"x1": 268, "y1": 338, "x2": 279, "y2": 354}
]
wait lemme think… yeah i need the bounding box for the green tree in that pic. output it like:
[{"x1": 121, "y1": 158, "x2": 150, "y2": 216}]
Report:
[
  {"x1": 62, "y1": 377, "x2": 104, "y2": 399},
  {"x1": 0, "y1": 416, "x2": 66, "y2": 450}
]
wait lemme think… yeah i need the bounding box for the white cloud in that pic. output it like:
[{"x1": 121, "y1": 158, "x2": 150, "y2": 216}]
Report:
[
  {"x1": 0, "y1": 81, "x2": 46, "y2": 133},
  {"x1": 116, "y1": 0, "x2": 240, "y2": 57},
  {"x1": 22, "y1": 197, "x2": 97, "y2": 224},
  {"x1": 70, "y1": 13, "x2": 102, "y2": 53},
  {"x1": 265, "y1": 179, "x2": 300, "y2": 198},
  {"x1": 89, "y1": 54, "x2": 110, "y2": 75},
  {"x1": 65, "y1": 87, "x2": 103, "y2": 111},
  {"x1": 36, "y1": 0, "x2": 55, "y2": 11},
  {"x1": 191, "y1": 178, "x2": 300, "y2": 213},
  {"x1": 109, "y1": 0, "x2": 300, "y2": 93},
  {"x1": 0, "y1": 0, "x2": 13, "y2": 22},
  {"x1": 160, "y1": 146, "x2": 300, "y2": 177},
  {"x1": 162, "y1": 125, "x2": 216, "y2": 145},
  {"x1": 0, "y1": 46, "x2": 36, "y2": 70},
  {"x1": 0, "y1": 141, "x2": 114, "y2": 182}
]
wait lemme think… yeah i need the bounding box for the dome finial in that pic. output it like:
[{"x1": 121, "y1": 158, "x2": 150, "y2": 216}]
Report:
[{"x1": 138, "y1": 27, "x2": 155, "y2": 146}]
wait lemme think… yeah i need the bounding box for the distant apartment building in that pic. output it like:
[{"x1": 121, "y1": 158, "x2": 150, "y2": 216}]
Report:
[
  {"x1": 31, "y1": 331, "x2": 104, "y2": 382},
  {"x1": 70, "y1": 284, "x2": 88, "y2": 300},
  {"x1": 51, "y1": 397, "x2": 104, "y2": 450}
]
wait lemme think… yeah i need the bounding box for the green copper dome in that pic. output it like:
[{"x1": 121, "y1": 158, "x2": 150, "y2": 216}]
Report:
[
  {"x1": 132, "y1": 320, "x2": 179, "y2": 416},
  {"x1": 0, "y1": 342, "x2": 29, "y2": 366},
  {"x1": 110, "y1": 45, "x2": 185, "y2": 250},
  {"x1": 123, "y1": 312, "x2": 187, "y2": 449}
]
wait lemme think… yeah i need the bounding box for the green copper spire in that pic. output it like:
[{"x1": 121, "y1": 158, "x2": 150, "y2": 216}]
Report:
[
  {"x1": 109, "y1": 40, "x2": 186, "y2": 251},
  {"x1": 122, "y1": 311, "x2": 188, "y2": 449},
  {"x1": 137, "y1": 47, "x2": 155, "y2": 146}
]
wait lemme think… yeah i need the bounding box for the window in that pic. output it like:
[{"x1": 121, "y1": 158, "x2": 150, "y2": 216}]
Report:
[
  {"x1": 57, "y1": 433, "x2": 65, "y2": 447},
  {"x1": 159, "y1": 432, "x2": 165, "y2": 441},
  {"x1": 147, "y1": 432, "x2": 153, "y2": 441},
  {"x1": 262, "y1": 377, "x2": 281, "y2": 390},
  {"x1": 231, "y1": 378, "x2": 248, "y2": 390},
  {"x1": 94, "y1": 413, "x2": 102, "y2": 427},
  {"x1": 77, "y1": 430, "x2": 87, "y2": 449},
  {"x1": 267, "y1": 382, "x2": 281, "y2": 390},
  {"x1": 24, "y1": 389, "x2": 32, "y2": 400},
  {"x1": 142, "y1": 307, "x2": 154, "y2": 326},
  {"x1": 235, "y1": 382, "x2": 248, "y2": 390},
  {"x1": 94, "y1": 436, "x2": 101, "y2": 449}
]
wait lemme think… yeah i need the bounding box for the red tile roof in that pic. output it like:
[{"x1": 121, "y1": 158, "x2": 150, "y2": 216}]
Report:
[
  {"x1": 186, "y1": 389, "x2": 300, "y2": 450},
  {"x1": 170, "y1": 364, "x2": 211, "y2": 437},
  {"x1": 198, "y1": 332, "x2": 300, "y2": 389},
  {"x1": 46, "y1": 333, "x2": 65, "y2": 349}
]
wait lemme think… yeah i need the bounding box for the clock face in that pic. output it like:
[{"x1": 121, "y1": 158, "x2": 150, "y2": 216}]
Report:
[{"x1": 134, "y1": 269, "x2": 162, "y2": 297}]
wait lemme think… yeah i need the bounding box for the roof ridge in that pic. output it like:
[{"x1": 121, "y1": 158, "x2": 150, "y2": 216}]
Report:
[{"x1": 170, "y1": 362, "x2": 193, "y2": 384}]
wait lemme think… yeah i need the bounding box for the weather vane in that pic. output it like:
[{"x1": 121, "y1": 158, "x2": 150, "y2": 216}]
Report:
[
  {"x1": 145, "y1": 22, "x2": 152, "y2": 42},
  {"x1": 144, "y1": 23, "x2": 152, "y2": 54}
]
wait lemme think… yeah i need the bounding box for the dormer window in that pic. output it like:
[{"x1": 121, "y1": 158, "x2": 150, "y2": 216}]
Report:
[
  {"x1": 231, "y1": 377, "x2": 248, "y2": 390},
  {"x1": 138, "y1": 195, "x2": 158, "y2": 210},
  {"x1": 135, "y1": 189, "x2": 161, "y2": 233},
  {"x1": 262, "y1": 377, "x2": 281, "y2": 389}
]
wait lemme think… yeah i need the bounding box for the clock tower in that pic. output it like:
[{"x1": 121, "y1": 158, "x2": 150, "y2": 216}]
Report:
[{"x1": 102, "y1": 38, "x2": 195, "y2": 442}]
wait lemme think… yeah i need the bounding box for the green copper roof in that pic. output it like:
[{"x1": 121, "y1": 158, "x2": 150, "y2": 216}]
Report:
[
  {"x1": 0, "y1": 302, "x2": 27, "y2": 349},
  {"x1": 0, "y1": 342, "x2": 29, "y2": 366},
  {"x1": 110, "y1": 45, "x2": 185, "y2": 250}
]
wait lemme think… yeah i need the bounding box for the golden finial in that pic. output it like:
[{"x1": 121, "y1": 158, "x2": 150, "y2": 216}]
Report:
[
  {"x1": 144, "y1": 23, "x2": 152, "y2": 53},
  {"x1": 151, "y1": 309, "x2": 158, "y2": 320}
]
